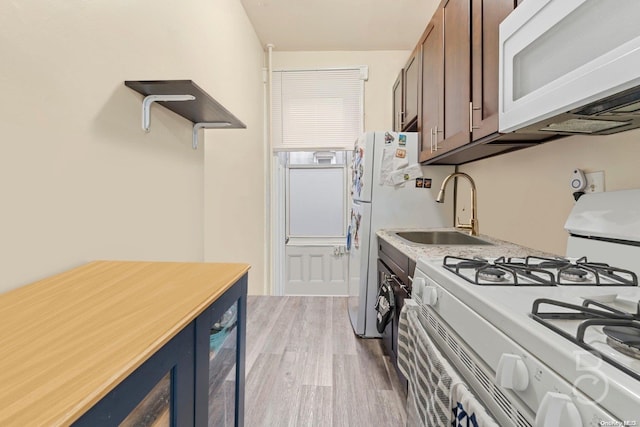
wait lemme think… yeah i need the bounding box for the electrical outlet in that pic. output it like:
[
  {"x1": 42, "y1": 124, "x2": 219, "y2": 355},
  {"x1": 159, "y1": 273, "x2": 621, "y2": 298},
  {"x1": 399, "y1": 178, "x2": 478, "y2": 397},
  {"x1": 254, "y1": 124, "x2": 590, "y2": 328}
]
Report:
[{"x1": 585, "y1": 171, "x2": 605, "y2": 193}]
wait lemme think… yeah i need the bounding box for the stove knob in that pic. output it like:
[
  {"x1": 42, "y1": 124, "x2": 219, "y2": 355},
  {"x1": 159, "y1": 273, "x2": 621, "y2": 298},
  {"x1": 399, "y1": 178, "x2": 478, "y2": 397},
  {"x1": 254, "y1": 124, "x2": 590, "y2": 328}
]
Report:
[
  {"x1": 496, "y1": 354, "x2": 529, "y2": 391},
  {"x1": 534, "y1": 392, "x2": 582, "y2": 427},
  {"x1": 423, "y1": 286, "x2": 438, "y2": 306}
]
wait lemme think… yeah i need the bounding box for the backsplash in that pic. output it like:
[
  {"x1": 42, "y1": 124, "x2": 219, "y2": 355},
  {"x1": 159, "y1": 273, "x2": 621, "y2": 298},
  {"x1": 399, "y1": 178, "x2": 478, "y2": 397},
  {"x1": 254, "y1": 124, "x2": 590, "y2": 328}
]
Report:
[{"x1": 456, "y1": 128, "x2": 640, "y2": 255}]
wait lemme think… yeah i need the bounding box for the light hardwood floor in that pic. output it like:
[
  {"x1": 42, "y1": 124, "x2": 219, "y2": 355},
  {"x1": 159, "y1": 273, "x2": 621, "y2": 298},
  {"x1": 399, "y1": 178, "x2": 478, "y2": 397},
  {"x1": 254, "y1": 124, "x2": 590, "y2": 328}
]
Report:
[{"x1": 244, "y1": 296, "x2": 407, "y2": 427}]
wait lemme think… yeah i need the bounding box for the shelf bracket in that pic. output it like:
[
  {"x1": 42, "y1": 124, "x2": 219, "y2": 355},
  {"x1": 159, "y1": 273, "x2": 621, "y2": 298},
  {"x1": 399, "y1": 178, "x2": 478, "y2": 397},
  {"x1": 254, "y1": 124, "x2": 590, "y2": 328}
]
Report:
[
  {"x1": 142, "y1": 94, "x2": 195, "y2": 132},
  {"x1": 192, "y1": 122, "x2": 232, "y2": 149}
]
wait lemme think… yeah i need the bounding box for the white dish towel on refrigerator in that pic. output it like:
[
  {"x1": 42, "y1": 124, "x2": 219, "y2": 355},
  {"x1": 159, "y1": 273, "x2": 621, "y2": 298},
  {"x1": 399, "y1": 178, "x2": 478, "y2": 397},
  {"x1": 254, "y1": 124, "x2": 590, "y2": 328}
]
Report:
[
  {"x1": 379, "y1": 147, "x2": 423, "y2": 186},
  {"x1": 397, "y1": 300, "x2": 499, "y2": 427}
]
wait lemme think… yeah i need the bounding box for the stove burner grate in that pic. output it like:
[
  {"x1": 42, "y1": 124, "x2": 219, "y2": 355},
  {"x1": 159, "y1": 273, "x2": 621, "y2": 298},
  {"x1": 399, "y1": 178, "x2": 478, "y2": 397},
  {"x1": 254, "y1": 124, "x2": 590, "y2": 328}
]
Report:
[
  {"x1": 444, "y1": 255, "x2": 639, "y2": 287},
  {"x1": 523, "y1": 256, "x2": 639, "y2": 286},
  {"x1": 443, "y1": 256, "x2": 557, "y2": 286},
  {"x1": 531, "y1": 298, "x2": 640, "y2": 381}
]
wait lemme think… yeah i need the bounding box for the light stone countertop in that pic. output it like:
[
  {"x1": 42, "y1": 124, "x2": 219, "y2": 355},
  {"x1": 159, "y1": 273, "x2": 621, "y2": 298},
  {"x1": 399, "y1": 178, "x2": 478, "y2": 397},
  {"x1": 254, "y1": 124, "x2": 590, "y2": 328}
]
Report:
[{"x1": 377, "y1": 228, "x2": 558, "y2": 262}]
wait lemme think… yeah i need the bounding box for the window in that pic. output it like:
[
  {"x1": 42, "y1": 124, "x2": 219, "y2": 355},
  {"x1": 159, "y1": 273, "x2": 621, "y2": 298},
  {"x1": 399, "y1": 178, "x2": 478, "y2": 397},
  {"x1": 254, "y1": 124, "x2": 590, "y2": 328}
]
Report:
[
  {"x1": 271, "y1": 68, "x2": 366, "y2": 151},
  {"x1": 286, "y1": 151, "x2": 348, "y2": 238}
]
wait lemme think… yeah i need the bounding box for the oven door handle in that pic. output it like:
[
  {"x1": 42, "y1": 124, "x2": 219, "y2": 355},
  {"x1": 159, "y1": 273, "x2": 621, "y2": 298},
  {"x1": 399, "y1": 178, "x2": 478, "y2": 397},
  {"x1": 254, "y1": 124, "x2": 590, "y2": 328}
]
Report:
[{"x1": 383, "y1": 273, "x2": 410, "y2": 294}]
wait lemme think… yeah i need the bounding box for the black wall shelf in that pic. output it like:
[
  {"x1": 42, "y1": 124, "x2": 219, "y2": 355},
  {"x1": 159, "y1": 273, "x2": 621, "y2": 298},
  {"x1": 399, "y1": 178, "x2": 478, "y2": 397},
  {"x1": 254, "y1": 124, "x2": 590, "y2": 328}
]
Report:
[{"x1": 125, "y1": 80, "x2": 246, "y2": 149}]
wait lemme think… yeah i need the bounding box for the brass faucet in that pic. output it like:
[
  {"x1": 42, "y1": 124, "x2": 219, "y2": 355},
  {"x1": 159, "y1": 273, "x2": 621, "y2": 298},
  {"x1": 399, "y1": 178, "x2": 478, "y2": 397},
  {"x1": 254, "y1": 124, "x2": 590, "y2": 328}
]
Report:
[{"x1": 436, "y1": 172, "x2": 478, "y2": 236}]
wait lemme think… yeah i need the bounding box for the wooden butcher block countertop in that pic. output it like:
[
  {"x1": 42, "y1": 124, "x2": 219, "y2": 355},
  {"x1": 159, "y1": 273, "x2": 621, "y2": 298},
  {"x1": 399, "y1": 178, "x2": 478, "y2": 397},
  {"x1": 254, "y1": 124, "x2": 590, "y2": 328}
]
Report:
[{"x1": 0, "y1": 261, "x2": 250, "y2": 426}]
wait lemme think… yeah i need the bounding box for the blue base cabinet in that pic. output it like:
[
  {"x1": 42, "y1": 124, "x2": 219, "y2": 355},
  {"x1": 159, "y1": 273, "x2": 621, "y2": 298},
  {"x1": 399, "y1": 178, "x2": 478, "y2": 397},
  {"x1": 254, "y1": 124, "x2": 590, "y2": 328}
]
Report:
[
  {"x1": 195, "y1": 276, "x2": 247, "y2": 427},
  {"x1": 73, "y1": 274, "x2": 248, "y2": 427}
]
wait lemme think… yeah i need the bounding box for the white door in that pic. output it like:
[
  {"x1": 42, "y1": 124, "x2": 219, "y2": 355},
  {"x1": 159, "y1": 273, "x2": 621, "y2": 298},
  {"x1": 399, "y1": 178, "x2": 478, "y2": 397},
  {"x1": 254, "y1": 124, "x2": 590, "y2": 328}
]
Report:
[{"x1": 282, "y1": 151, "x2": 349, "y2": 296}]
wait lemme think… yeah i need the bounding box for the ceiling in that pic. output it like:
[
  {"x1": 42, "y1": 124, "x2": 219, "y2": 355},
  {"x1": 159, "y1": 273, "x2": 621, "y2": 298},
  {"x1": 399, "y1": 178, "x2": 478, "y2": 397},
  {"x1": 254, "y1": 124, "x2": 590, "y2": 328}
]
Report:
[{"x1": 239, "y1": 0, "x2": 439, "y2": 51}]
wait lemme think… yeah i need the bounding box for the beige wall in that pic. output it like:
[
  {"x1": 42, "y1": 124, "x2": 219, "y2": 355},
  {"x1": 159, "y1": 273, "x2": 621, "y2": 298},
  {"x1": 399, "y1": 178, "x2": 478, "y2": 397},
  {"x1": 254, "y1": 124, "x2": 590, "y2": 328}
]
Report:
[
  {"x1": 0, "y1": 0, "x2": 264, "y2": 293},
  {"x1": 457, "y1": 129, "x2": 640, "y2": 255},
  {"x1": 203, "y1": 8, "x2": 266, "y2": 295},
  {"x1": 272, "y1": 51, "x2": 411, "y2": 131}
]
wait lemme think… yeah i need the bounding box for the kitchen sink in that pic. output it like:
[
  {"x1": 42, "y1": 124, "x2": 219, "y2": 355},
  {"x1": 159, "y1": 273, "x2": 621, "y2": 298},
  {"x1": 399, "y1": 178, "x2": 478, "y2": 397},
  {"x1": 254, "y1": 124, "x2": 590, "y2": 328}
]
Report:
[{"x1": 394, "y1": 231, "x2": 493, "y2": 245}]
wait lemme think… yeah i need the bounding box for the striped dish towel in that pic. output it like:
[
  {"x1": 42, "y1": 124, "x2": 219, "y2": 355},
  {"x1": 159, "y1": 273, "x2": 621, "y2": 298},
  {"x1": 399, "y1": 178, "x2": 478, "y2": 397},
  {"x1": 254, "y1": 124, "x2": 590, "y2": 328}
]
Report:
[
  {"x1": 451, "y1": 383, "x2": 500, "y2": 427},
  {"x1": 398, "y1": 300, "x2": 500, "y2": 427},
  {"x1": 397, "y1": 300, "x2": 454, "y2": 427}
]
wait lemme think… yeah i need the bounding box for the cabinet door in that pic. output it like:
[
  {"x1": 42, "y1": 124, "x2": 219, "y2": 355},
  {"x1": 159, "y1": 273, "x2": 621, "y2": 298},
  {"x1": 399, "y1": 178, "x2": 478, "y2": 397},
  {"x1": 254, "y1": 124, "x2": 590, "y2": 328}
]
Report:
[
  {"x1": 442, "y1": 0, "x2": 471, "y2": 151},
  {"x1": 419, "y1": 11, "x2": 444, "y2": 163},
  {"x1": 195, "y1": 277, "x2": 247, "y2": 427},
  {"x1": 403, "y1": 51, "x2": 420, "y2": 130},
  {"x1": 471, "y1": 0, "x2": 516, "y2": 140},
  {"x1": 73, "y1": 325, "x2": 195, "y2": 427},
  {"x1": 207, "y1": 301, "x2": 239, "y2": 427},
  {"x1": 392, "y1": 71, "x2": 404, "y2": 131}
]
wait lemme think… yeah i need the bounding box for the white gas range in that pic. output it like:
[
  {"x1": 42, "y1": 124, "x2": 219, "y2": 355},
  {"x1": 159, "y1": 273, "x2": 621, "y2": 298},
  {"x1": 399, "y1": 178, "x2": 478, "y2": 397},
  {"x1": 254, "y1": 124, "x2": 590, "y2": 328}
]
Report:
[{"x1": 411, "y1": 190, "x2": 640, "y2": 427}]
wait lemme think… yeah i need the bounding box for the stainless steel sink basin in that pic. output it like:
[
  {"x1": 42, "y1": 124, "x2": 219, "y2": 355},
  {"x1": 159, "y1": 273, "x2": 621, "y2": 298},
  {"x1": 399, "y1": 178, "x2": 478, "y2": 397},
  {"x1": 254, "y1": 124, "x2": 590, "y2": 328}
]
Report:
[{"x1": 394, "y1": 231, "x2": 493, "y2": 245}]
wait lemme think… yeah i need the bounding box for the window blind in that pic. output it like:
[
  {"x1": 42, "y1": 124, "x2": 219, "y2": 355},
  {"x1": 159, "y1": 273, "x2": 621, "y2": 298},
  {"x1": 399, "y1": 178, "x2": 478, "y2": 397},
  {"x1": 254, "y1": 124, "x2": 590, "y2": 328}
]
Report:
[{"x1": 272, "y1": 68, "x2": 366, "y2": 151}]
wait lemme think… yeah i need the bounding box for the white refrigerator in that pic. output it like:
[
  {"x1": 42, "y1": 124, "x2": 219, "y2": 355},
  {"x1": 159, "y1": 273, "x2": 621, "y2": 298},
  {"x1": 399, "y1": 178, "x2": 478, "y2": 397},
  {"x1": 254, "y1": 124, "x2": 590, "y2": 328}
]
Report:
[{"x1": 347, "y1": 131, "x2": 454, "y2": 337}]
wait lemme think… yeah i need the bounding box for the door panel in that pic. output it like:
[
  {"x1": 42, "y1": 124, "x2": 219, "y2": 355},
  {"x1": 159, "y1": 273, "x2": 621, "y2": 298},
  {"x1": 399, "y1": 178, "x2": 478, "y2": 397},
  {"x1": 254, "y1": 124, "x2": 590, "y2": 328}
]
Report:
[
  {"x1": 443, "y1": 0, "x2": 471, "y2": 150},
  {"x1": 403, "y1": 53, "x2": 420, "y2": 129},
  {"x1": 284, "y1": 245, "x2": 348, "y2": 295},
  {"x1": 472, "y1": 0, "x2": 515, "y2": 140},
  {"x1": 392, "y1": 72, "x2": 404, "y2": 131},
  {"x1": 419, "y1": 12, "x2": 444, "y2": 162}
]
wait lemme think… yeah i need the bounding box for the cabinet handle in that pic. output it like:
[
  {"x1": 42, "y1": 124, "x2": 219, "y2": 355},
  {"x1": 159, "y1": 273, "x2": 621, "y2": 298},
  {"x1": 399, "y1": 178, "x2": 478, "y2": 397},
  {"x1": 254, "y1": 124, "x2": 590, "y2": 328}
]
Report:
[
  {"x1": 430, "y1": 127, "x2": 434, "y2": 152},
  {"x1": 470, "y1": 102, "x2": 481, "y2": 132},
  {"x1": 433, "y1": 126, "x2": 443, "y2": 151}
]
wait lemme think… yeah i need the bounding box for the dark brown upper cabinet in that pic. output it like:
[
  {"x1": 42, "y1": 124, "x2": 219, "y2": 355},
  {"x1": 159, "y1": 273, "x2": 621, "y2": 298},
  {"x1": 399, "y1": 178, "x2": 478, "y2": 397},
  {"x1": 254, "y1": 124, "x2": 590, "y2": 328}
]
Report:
[
  {"x1": 402, "y1": 50, "x2": 420, "y2": 131},
  {"x1": 392, "y1": 71, "x2": 404, "y2": 131},
  {"x1": 419, "y1": 0, "x2": 472, "y2": 163},
  {"x1": 471, "y1": 0, "x2": 516, "y2": 141},
  {"x1": 411, "y1": 0, "x2": 557, "y2": 165},
  {"x1": 418, "y1": 9, "x2": 444, "y2": 161},
  {"x1": 443, "y1": 0, "x2": 472, "y2": 153}
]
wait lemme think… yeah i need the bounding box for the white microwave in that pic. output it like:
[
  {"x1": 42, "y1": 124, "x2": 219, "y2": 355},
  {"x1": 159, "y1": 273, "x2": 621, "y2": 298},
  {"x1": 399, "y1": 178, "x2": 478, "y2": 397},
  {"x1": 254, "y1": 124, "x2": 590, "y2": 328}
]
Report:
[{"x1": 499, "y1": 0, "x2": 640, "y2": 135}]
